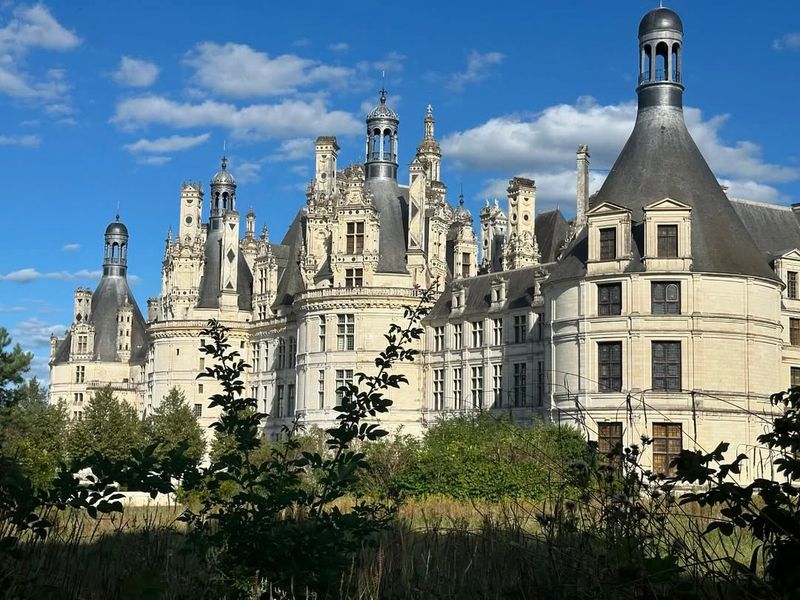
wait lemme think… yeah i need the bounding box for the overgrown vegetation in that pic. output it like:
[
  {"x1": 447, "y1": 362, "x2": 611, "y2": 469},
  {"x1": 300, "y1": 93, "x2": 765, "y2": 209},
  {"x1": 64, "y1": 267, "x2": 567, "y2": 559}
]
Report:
[{"x1": 2, "y1": 303, "x2": 800, "y2": 598}]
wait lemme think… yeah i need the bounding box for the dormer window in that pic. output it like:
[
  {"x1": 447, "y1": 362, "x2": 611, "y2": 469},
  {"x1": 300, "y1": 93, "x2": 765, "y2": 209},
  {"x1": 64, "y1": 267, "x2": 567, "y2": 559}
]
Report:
[
  {"x1": 452, "y1": 287, "x2": 466, "y2": 311},
  {"x1": 657, "y1": 225, "x2": 678, "y2": 257},
  {"x1": 643, "y1": 198, "x2": 691, "y2": 271},
  {"x1": 600, "y1": 228, "x2": 617, "y2": 260}
]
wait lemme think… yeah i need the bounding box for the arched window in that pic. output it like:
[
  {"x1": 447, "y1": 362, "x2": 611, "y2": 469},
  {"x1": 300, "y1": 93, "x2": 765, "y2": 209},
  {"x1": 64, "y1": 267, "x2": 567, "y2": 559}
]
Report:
[
  {"x1": 121, "y1": 243, "x2": 127, "y2": 261},
  {"x1": 655, "y1": 42, "x2": 668, "y2": 81},
  {"x1": 111, "y1": 242, "x2": 119, "y2": 262},
  {"x1": 222, "y1": 192, "x2": 229, "y2": 210},
  {"x1": 383, "y1": 129, "x2": 393, "y2": 161},
  {"x1": 371, "y1": 128, "x2": 381, "y2": 160},
  {"x1": 214, "y1": 192, "x2": 220, "y2": 213},
  {"x1": 671, "y1": 43, "x2": 681, "y2": 82},
  {"x1": 643, "y1": 44, "x2": 653, "y2": 82}
]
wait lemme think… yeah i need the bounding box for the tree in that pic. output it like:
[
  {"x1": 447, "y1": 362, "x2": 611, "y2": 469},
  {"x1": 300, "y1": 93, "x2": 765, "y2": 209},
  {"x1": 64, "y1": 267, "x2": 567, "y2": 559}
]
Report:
[
  {"x1": 145, "y1": 387, "x2": 205, "y2": 468},
  {"x1": 0, "y1": 327, "x2": 32, "y2": 408},
  {"x1": 67, "y1": 386, "x2": 144, "y2": 463},
  {"x1": 0, "y1": 379, "x2": 68, "y2": 490}
]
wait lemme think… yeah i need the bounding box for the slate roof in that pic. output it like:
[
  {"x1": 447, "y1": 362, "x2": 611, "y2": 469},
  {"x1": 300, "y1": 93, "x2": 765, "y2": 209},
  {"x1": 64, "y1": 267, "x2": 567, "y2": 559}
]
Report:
[
  {"x1": 197, "y1": 219, "x2": 254, "y2": 310},
  {"x1": 428, "y1": 266, "x2": 540, "y2": 322},
  {"x1": 51, "y1": 274, "x2": 148, "y2": 366},
  {"x1": 730, "y1": 199, "x2": 800, "y2": 259},
  {"x1": 365, "y1": 178, "x2": 409, "y2": 274},
  {"x1": 548, "y1": 103, "x2": 778, "y2": 283},
  {"x1": 272, "y1": 210, "x2": 307, "y2": 308},
  {"x1": 535, "y1": 209, "x2": 568, "y2": 264}
]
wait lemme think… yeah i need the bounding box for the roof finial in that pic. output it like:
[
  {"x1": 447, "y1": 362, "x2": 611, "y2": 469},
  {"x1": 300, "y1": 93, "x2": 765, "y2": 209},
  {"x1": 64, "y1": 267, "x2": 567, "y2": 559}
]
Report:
[
  {"x1": 115, "y1": 200, "x2": 120, "y2": 222},
  {"x1": 221, "y1": 140, "x2": 228, "y2": 170},
  {"x1": 380, "y1": 70, "x2": 387, "y2": 104},
  {"x1": 426, "y1": 103, "x2": 433, "y2": 117},
  {"x1": 659, "y1": 0, "x2": 663, "y2": 7},
  {"x1": 459, "y1": 182, "x2": 464, "y2": 206}
]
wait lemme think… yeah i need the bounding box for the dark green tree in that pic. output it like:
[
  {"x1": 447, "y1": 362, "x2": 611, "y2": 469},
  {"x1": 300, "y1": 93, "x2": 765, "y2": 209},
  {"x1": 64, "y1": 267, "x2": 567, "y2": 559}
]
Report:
[
  {"x1": 67, "y1": 385, "x2": 145, "y2": 463},
  {"x1": 0, "y1": 378, "x2": 68, "y2": 490},
  {"x1": 145, "y1": 387, "x2": 206, "y2": 468},
  {"x1": 0, "y1": 327, "x2": 32, "y2": 408}
]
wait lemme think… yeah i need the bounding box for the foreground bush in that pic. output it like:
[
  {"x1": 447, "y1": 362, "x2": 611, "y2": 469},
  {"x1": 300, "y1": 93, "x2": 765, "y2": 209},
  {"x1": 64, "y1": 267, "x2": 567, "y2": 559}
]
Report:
[{"x1": 362, "y1": 413, "x2": 590, "y2": 501}]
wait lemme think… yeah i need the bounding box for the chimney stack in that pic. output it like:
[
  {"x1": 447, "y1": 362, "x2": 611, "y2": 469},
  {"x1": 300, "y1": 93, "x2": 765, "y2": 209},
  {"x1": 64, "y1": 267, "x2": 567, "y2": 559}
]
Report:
[{"x1": 576, "y1": 144, "x2": 590, "y2": 226}]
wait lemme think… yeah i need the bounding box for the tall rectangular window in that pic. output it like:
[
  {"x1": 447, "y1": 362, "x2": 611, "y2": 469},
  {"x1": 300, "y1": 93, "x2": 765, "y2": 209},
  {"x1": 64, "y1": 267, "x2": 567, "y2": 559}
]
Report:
[
  {"x1": 198, "y1": 383, "x2": 204, "y2": 394},
  {"x1": 433, "y1": 369, "x2": 445, "y2": 410},
  {"x1": 789, "y1": 271, "x2": 798, "y2": 300},
  {"x1": 652, "y1": 422, "x2": 682, "y2": 475},
  {"x1": 600, "y1": 227, "x2": 617, "y2": 260},
  {"x1": 77, "y1": 335, "x2": 88, "y2": 353},
  {"x1": 275, "y1": 385, "x2": 284, "y2": 418},
  {"x1": 73, "y1": 392, "x2": 83, "y2": 404},
  {"x1": 75, "y1": 365, "x2": 85, "y2": 383},
  {"x1": 318, "y1": 370, "x2": 325, "y2": 408},
  {"x1": 461, "y1": 252, "x2": 471, "y2": 278},
  {"x1": 791, "y1": 367, "x2": 800, "y2": 387},
  {"x1": 652, "y1": 282, "x2": 681, "y2": 314},
  {"x1": 277, "y1": 338, "x2": 286, "y2": 369},
  {"x1": 598, "y1": 283, "x2": 622, "y2": 316},
  {"x1": 537, "y1": 361, "x2": 544, "y2": 406},
  {"x1": 433, "y1": 326, "x2": 445, "y2": 351},
  {"x1": 337, "y1": 314, "x2": 355, "y2": 350},
  {"x1": 345, "y1": 268, "x2": 363, "y2": 287},
  {"x1": 453, "y1": 323, "x2": 463, "y2": 349},
  {"x1": 318, "y1": 316, "x2": 326, "y2": 352},
  {"x1": 471, "y1": 366, "x2": 484, "y2": 408},
  {"x1": 471, "y1": 321, "x2": 484, "y2": 347},
  {"x1": 791, "y1": 318, "x2": 800, "y2": 346},
  {"x1": 346, "y1": 221, "x2": 365, "y2": 254},
  {"x1": 287, "y1": 384, "x2": 295, "y2": 416},
  {"x1": 657, "y1": 225, "x2": 678, "y2": 258},
  {"x1": 193, "y1": 403, "x2": 203, "y2": 418},
  {"x1": 652, "y1": 341, "x2": 681, "y2": 391},
  {"x1": 492, "y1": 364, "x2": 503, "y2": 407},
  {"x1": 598, "y1": 342, "x2": 622, "y2": 392},
  {"x1": 598, "y1": 421, "x2": 623, "y2": 466},
  {"x1": 453, "y1": 368, "x2": 463, "y2": 409},
  {"x1": 252, "y1": 343, "x2": 259, "y2": 373},
  {"x1": 492, "y1": 318, "x2": 503, "y2": 345},
  {"x1": 336, "y1": 369, "x2": 354, "y2": 403},
  {"x1": 513, "y1": 315, "x2": 527, "y2": 344},
  {"x1": 288, "y1": 337, "x2": 296, "y2": 368},
  {"x1": 513, "y1": 363, "x2": 527, "y2": 407}
]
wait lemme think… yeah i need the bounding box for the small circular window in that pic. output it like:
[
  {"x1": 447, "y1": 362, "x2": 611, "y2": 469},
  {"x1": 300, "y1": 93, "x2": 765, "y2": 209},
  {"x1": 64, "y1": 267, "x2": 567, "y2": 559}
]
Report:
[
  {"x1": 185, "y1": 216, "x2": 193, "y2": 225},
  {"x1": 523, "y1": 213, "x2": 529, "y2": 221}
]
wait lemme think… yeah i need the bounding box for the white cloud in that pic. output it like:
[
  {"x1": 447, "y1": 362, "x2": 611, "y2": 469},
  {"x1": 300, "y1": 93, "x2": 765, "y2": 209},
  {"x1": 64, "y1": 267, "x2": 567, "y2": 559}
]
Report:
[
  {"x1": 269, "y1": 137, "x2": 313, "y2": 162},
  {"x1": 0, "y1": 4, "x2": 78, "y2": 100},
  {"x1": 10, "y1": 317, "x2": 67, "y2": 349},
  {"x1": 0, "y1": 305, "x2": 25, "y2": 313},
  {"x1": 290, "y1": 164, "x2": 309, "y2": 176},
  {"x1": 0, "y1": 268, "x2": 101, "y2": 283},
  {"x1": 112, "y1": 95, "x2": 361, "y2": 140},
  {"x1": 437, "y1": 51, "x2": 504, "y2": 92},
  {"x1": 0, "y1": 134, "x2": 40, "y2": 147},
  {"x1": 112, "y1": 56, "x2": 159, "y2": 87},
  {"x1": 62, "y1": 243, "x2": 80, "y2": 251},
  {"x1": 478, "y1": 170, "x2": 607, "y2": 214},
  {"x1": 329, "y1": 42, "x2": 349, "y2": 52},
  {"x1": 443, "y1": 97, "x2": 798, "y2": 208},
  {"x1": 185, "y1": 42, "x2": 350, "y2": 98},
  {"x1": 774, "y1": 32, "x2": 800, "y2": 51},
  {"x1": 124, "y1": 133, "x2": 209, "y2": 154},
  {"x1": 236, "y1": 161, "x2": 263, "y2": 183},
  {"x1": 0, "y1": 4, "x2": 80, "y2": 53},
  {"x1": 44, "y1": 102, "x2": 72, "y2": 115},
  {"x1": 137, "y1": 155, "x2": 171, "y2": 166}
]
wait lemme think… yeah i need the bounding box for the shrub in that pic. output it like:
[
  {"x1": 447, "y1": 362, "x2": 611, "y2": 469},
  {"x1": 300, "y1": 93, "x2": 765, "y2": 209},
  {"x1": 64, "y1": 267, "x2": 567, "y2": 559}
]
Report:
[{"x1": 362, "y1": 413, "x2": 590, "y2": 501}]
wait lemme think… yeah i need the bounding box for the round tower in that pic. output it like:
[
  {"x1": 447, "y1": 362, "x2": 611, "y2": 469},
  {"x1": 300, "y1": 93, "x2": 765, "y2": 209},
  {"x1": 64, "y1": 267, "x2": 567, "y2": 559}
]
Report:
[
  {"x1": 364, "y1": 88, "x2": 399, "y2": 180},
  {"x1": 210, "y1": 156, "x2": 237, "y2": 217},
  {"x1": 637, "y1": 6, "x2": 684, "y2": 109},
  {"x1": 103, "y1": 215, "x2": 129, "y2": 277}
]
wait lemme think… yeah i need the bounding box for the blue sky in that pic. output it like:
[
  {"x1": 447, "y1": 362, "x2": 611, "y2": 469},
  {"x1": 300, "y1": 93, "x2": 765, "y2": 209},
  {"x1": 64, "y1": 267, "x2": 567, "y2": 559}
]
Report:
[{"x1": 1, "y1": 0, "x2": 799, "y2": 381}]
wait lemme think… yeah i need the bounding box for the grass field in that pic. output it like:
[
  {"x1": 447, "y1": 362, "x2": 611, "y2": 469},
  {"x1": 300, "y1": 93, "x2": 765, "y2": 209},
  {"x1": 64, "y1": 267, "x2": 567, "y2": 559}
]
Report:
[{"x1": 1, "y1": 494, "x2": 760, "y2": 599}]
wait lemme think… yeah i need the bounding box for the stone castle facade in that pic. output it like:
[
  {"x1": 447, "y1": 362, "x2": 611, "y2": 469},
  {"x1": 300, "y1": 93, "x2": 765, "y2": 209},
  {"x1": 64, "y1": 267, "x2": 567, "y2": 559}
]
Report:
[{"x1": 50, "y1": 7, "x2": 800, "y2": 480}]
